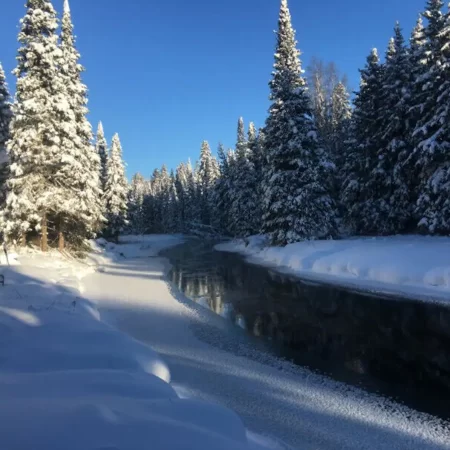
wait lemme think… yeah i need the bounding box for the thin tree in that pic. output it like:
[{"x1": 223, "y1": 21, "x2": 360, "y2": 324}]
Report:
[
  {"x1": 0, "y1": 63, "x2": 12, "y2": 206},
  {"x1": 56, "y1": 0, "x2": 103, "y2": 248},
  {"x1": 104, "y1": 134, "x2": 128, "y2": 240},
  {"x1": 96, "y1": 121, "x2": 108, "y2": 196}
]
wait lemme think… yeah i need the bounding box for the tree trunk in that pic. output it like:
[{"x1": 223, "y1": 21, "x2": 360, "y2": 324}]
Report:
[
  {"x1": 58, "y1": 231, "x2": 65, "y2": 251},
  {"x1": 20, "y1": 232, "x2": 26, "y2": 248},
  {"x1": 41, "y1": 214, "x2": 48, "y2": 252}
]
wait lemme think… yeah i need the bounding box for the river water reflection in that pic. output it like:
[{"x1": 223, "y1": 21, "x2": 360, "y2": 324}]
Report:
[{"x1": 162, "y1": 239, "x2": 450, "y2": 419}]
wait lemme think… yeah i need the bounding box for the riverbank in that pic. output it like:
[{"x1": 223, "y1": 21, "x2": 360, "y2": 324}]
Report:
[
  {"x1": 215, "y1": 235, "x2": 450, "y2": 304},
  {"x1": 1, "y1": 236, "x2": 449, "y2": 449},
  {"x1": 0, "y1": 237, "x2": 283, "y2": 450}
]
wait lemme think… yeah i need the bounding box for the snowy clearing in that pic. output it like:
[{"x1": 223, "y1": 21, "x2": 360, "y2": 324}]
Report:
[
  {"x1": 0, "y1": 236, "x2": 449, "y2": 449},
  {"x1": 215, "y1": 235, "x2": 450, "y2": 303}
]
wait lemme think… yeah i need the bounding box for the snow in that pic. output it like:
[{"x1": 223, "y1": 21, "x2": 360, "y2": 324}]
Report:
[
  {"x1": 215, "y1": 235, "x2": 450, "y2": 303},
  {"x1": 0, "y1": 236, "x2": 449, "y2": 450},
  {"x1": 0, "y1": 240, "x2": 279, "y2": 450}
]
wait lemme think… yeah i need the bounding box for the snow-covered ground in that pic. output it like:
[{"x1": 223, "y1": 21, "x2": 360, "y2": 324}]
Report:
[
  {"x1": 0, "y1": 236, "x2": 449, "y2": 449},
  {"x1": 215, "y1": 235, "x2": 450, "y2": 303}
]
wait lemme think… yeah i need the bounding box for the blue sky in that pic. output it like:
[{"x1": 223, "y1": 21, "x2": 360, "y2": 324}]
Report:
[{"x1": 1, "y1": 0, "x2": 427, "y2": 178}]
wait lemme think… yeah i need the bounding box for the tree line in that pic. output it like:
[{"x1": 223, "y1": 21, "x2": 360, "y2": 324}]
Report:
[
  {"x1": 0, "y1": 0, "x2": 128, "y2": 251},
  {"x1": 128, "y1": 0, "x2": 450, "y2": 245}
]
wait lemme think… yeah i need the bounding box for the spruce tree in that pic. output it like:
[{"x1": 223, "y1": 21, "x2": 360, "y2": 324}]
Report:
[
  {"x1": 197, "y1": 141, "x2": 219, "y2": 226},
  {"x1": 56, "y1": 0, "x2": 103, "y2": 247},
  {"x1": 184, "y1": 159, "x2": 199, "y2": 227},
  {"x1": 104, "y1": 134, "x2": 128, "y2": 240},
  {"x1": 341, "y1": 49, "x2": 384, "y2": 234},
  {"x1": 3, "y1": 0, "x2": 66, "y2": 249},
  {"x1": 410, "y1": 1, "x2": 450, "y2": 233},
  {"x1": 369, "y1": 24, "x2": 412, "y2": 234},
  {"x1": 0, "y1": 63, "x2": 11, "y2": 153},
  {"x1": 230, "y1": 120, "x2": 260, "y2": 237},
  {"x1": 128, "y1": 173, "x2": 147, "y2": 234},
  {"x1": 146, "y1": 169, "x2": 162, "y2": 233},
  {"x1": 0, "y1": 63, "x2": 12, "y2": 206},
  {"x1": 262, "y1": 0, "x2": 337, "y2": 245},
  {"x1": 96, "y1": 122, "x2": 108, "y2": 195},
  {"x1": 167, "y1": 170, "x2": 180, "y2": 233},
  {"x1": 211, "y1": 144, "x2": 231, "y2": 234},
  {"x1": 330, "y1": 81, "x2": 352, "y2": 170},
  {"x1": 313, "y1": 72, "x2": 328, "y2": 145}
]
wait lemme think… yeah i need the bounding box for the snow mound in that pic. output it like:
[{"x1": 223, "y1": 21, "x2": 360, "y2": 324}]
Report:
[{"x1": 216, "y1": 235, "x2": 450, "y2": 302}]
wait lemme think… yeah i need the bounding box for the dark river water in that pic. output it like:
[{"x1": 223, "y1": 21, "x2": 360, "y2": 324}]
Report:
[{"x1": 162, "y1": 239, "x2": 450, "y2": 420}]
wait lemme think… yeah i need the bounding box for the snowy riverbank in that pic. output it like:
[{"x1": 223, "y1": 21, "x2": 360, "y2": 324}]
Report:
[
  {"x1": 0, "y1": 238, "x2": 283, "y2": 450},
  {"x1": 215, "y1": 235, "x2": 450, "y2": 303},
  {"x1": 1, "y1": 236, "x2": 449, "y2": 449}
]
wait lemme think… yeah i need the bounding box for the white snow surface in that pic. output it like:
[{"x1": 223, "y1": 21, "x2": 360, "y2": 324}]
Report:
[
  {"x1": 215, "y1": 235, "x2": 450, "y2": 303},
  {"x1": 0, "y1": 236, "x2": 448, "y2": 450}
]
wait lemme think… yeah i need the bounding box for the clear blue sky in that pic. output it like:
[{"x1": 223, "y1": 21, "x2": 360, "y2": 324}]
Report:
[{"x1": 1, "y1": 0, "x2": 426, "y2": 178}]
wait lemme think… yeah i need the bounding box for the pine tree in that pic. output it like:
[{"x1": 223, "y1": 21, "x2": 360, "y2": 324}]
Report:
[
  {"x1": 158, "y1": 165, "x2": 172, "y2": 233},
  {"x1": 262, "y1": 0, "x2": 337, "y2": 245},
  {"x1": 313, "y1": 72, "x2": 329, "y2": 145},
  {"x1": 341, "y1": 49, "x2": 385, "y2": 234},
  {"x1": 0, "y1": 63, "x2": 12, "y2": 206},
  {"x1": 330, "y1": 81, "x2": 352, "y2": 170},
  {"x1": 55, "y1": 0, "x2": 103, "y2": 247},
  {"x1": 210, "y1": 144, "x2": 226, "y2": 233},
  {"x1": 96, "y1": 121, "x2": 108, "y2": 195},
  {"x1": 410, "y1": 1, "x2": 450, "y2": 233},
  {"x1": 167, "y1": 170, "x2": 180, "y2": 233},
  {"x1": 385, "y1": 24, "x2": 413, "y2": 231},
  {"x1": 0, "y1": 63, "x2": 11, "y2": 153},
  {"x1": 128, "y1": 173, "x2": 147, "y2": 234},
  {"x1": 145, "y1": 169, "x2": 161, "y2": 233},
  {"x1": 197, "y1": 141, "x2": 219, "y2": 226},
  {"x1": 104, "y1": 134, "x2": 128, "y2": 240},
  {"x1": 366, "y1": 24, "x2": 412, "y2": 235},
  {"x1": 230, "y1": 120, "x2": 260, "y2": 237},
  {"x1": 3, "y1": 0, "x2": 67, "y2": 249}
]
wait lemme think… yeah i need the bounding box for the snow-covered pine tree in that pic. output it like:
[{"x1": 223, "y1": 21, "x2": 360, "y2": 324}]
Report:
[
  {"x1": 104, "y1": 134, "x2": 128, "y2": 240},
  {"x1": 0, "y1": 63, "x2": 12, "y2": 206},
  {"x1": 330, "y1": 81, "x2": 352, "y2": 171},
  {"x1": 409, "y1": 0, "x2": 450, "y2": 234},
  {"x1": 175, "y1": 163, "x2": 188, "y2": 231},
  {"x1": 211, "y1": 144, "x2": 231, "y2": 234},
  {"x1": 3, "y1": 0, "x2": 69, "y2": 250},
  {"x1": 252, "y1": 128, "x2": 267, "y2": 231},
  {"x1": 247, "y1": 122, "x2": 263, "y2": 234},
  {"x1": 167, "y1": 170, "x2": 180, "y2": 233},
  {"x1": 158, "y1": 165, "x2": 172, "y2": 233},
  {"x1": 185, "y1": 158, "x2": 199, "y2": 226},
  {"x1": 145, "y1": 168, "x2": 162, "y2": 233},
  {"x1": 313, "y1": 72, "x2": 329, "y2": 146},
  {"x1": 56, "y1": 0, "x2": 103, "y2": 247},
  {"x1": 341, "y1": 49, "x2": 384, "y2": 234},
  {"x1": 196, "y1": 141, "x2": 219, "y2": 227},
  {"x1": 96, "y1": 122, "x2": 108, "y2": 196},
  {"x1": 128, "y1": 173, "x2": 147, "y2": 234},
  {"x1": 230, "y1": 118, "x2": 252, "y2": 236},
  {"x1": 368, "y1": 24, "x2": 412, "y2": 234},
  {"x1": 236, "y1": 117, "x2": 247, "y2": 156},
  {"x1": 229, "y1": 120, "x2": 260, "y2": 237},
  {"x1": 408, "y1": 16, "x2": 427, "y2": 130},
  {"x1": 0, "y1": 63, "x2": 11, "y2": 153},
  {"x1": 262, "y1": 0, "x2": 337, "y2": 245}
]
